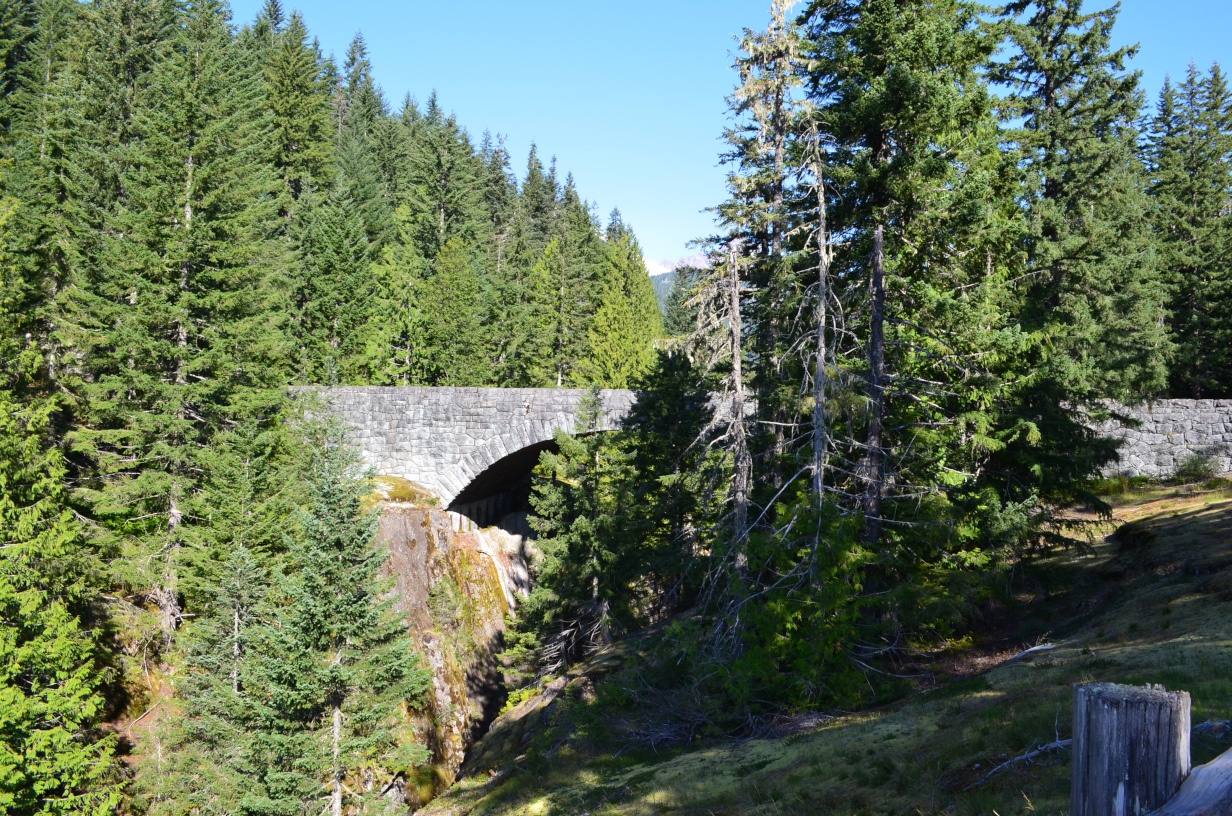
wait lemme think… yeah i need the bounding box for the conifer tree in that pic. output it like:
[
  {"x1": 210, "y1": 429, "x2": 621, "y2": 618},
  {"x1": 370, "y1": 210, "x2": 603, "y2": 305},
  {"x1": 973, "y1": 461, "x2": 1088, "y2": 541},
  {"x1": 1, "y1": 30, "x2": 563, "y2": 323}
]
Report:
[
  {"x1": 420, "y1": 237, "x2": 490, "y2": 386},
  {"x1": 605, "y1": 210, "x2": 663, "y2": 347},
  {"x1": 720, "y1": 0, "x2": 803, "y2": 490},
  {"x1": 339, "y1": 32, "x2": 381, "y2": 137},
  {"x1": 403, "y1": 95, "x2": 485, "y2": 260},
  {"x1": 663, "y1": 265, "x2": 700, "y2": 337},
  {"x1": 0, "y1": 0, "x2": 34, "y2": 136},
  {"x1": 793, "y1": 0, "x2": 1043, "y2": 597},
  {"x1": 575, "y1": 284, "x2": 640, "y2": 388},
  {"x1": 521, "y1": 234, "x2": 594, "y2": 387},
  {"x1": 295, "y1": 188, "x2": 373, "y2": 383},
  {"x1": 143, "y1": 548, "x2": 269, "y2": 816},
  {"x1": 335, "y1": 122, "x2": 394, "y2": 249},
  {"x1": 70, "y1": 0, "x2": 287, "y2": 640},
  {"x1": 527, "y1": 392, "x2": 636, "y2": 663},
  {"x1": 265, "y1": 10, "x2": 332, "y2": 202},
  {"x1": 576, "y1": 212, "x2": 662, "y2": 387},
  {"x1": 4, "y1": 0, "x2": 91, "y2": 390},
  {"x1": 479, "y1": 131, "x2": 517, "y2": 241},
  {"x1": 1, "y1": 185, "x2": 122, "y2": 816},
  {"x1": 511, "y1": 144, "x2": 557, "y2": 264},
  {"x1": 1148, "y1": 63, "x2": 1232, "y2": 397},
  {"x1": 0, "y1": 393, "x2": 123, "y2": 816},
  {"x1": 259, "y1": 428, "x2": 431, "y2": 816},
  {"x1": 364, "y1": 204, "x2": 429, "y2": 385},
  {"x1": 995, "y1": 0, "x2": 1169, "y2": 400}
]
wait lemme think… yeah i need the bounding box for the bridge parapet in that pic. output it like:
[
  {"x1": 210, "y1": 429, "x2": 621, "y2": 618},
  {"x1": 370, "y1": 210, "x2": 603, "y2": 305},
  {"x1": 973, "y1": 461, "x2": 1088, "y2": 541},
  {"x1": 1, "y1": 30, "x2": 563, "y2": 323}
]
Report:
[{"x1": 290, "y1": 386, "x2": 636, "y2": 510}]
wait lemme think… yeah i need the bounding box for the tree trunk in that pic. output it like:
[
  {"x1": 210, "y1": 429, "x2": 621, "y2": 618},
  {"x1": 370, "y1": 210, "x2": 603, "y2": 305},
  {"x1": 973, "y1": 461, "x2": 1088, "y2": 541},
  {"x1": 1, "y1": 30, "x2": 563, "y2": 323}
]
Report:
[
  {"x1": 332, "y1": 703, "x2": 343, "y2": 816},
  {"x1": 863, "y1": 225, "x2": 886, "y2": 546},
  {"x1": 232, "y1": 606, "x2": 240, "y2": 693},
  {"x1": 729, "y1": 243, "x2": 750, "y2": 583},
  {"x1": 1072, "y1": 682, "x2": 1191, "y2": 816},
  {"x1": 812, "y1": 163, "x2": 831, "y2": 502}
]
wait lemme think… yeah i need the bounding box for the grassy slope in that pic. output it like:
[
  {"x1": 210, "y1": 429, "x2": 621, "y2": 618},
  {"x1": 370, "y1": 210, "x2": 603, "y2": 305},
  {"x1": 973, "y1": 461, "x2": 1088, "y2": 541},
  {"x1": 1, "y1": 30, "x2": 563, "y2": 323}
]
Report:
[{"x1": 426, "y1": 486, "x2": 1232, "y2": 816}]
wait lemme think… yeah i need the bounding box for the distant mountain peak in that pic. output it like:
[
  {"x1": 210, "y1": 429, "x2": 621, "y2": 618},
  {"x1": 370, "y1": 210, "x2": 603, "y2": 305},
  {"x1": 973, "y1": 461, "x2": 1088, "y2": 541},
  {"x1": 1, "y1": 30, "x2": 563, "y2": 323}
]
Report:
[{"x1": 645, "y1": 252, "x2": 709, "y2": 280}]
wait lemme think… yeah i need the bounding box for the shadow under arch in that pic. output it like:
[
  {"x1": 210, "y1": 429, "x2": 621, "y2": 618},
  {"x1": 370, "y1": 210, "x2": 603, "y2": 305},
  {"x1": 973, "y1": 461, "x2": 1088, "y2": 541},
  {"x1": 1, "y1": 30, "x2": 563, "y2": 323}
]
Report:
[{"x1": 447, "y1": 439, "x2": 559, "y2": 527}]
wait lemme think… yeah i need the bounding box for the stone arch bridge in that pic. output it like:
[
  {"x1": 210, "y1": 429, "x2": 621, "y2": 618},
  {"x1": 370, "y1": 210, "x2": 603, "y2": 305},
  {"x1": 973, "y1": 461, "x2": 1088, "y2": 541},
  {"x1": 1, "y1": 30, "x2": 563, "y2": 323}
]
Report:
[
  {"x1": 293, "y1": 388, "x2": 1232, "y2": 527},
  {"x1": 291, "y1": 386, "x2": 636, "y2": 526}
]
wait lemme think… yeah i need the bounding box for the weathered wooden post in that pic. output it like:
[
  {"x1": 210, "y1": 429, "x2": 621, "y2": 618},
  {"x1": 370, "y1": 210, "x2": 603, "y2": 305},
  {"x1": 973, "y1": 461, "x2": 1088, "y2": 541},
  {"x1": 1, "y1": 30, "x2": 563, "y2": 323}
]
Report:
[{"x1": 1072, "y1": 683, "x2": 1191, "y2": 816}]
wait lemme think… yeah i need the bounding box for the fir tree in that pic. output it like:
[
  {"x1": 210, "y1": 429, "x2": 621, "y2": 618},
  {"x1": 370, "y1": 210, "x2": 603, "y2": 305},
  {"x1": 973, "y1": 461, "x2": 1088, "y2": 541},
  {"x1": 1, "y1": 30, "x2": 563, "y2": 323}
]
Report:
[
  {"x1": 575, "y1": 282, "x2": 640, "y2": 388},
  {"x1": 0, "y1": 0, "x2": 34, "y2": 136},
  {"x1": 295, "y1": 188, "x2": 373, "y2": 384},
  {"x1": 364, "y1": 204, "x2": 429, "y2": 385},
  {"x1": 1147, "y1": 63, "x2": 1232, "y2": 397},
  {"x1": 526, "y1": 392, "x2": 636, "y2": 663},
  {"x1": 995, "y1": 0, "x2": 1169, "y2": 400},
  {"x1": 265, "y1": 10, "x2": 332, "y2": 202},
  {"x1": 0, "y1": 394, "x2": 123, "y2": 816},
  {"x1": 0, "y1": 185, "x2": 121, "y2": 816},
  {"x1": 335, "y1": 121, "x2": 394, "y2": 249},
  {"x1": 420, "y1": 237, "x2": 490, "y2": 386},
  {"x1": 143, "y1": 548, "x2": 270, "y2": 816},
  {"x1": 260, "y1": 428, "x2": 431, "y2": 816},
  {"x1": 663, "y1": 265, "x2": 700, "y2": 337},
  {"x1": 521, "y1": 234, "x2": 595, "y2": 387},
  {"x1": 576, "y1": 212, "x2": 662, "y2": 387},
  {"x1": 479, "y1": 130, "x2": 516, "y2": 240},
  {"x1": 69, "y1": 0, "x2": 288, "y2": 640},
  {"x1": 605, "y1": 210, "x2": 663, "y2": 348},
  {"x1": 402, "y1": 94, "x2": 486, "y2": 260}
]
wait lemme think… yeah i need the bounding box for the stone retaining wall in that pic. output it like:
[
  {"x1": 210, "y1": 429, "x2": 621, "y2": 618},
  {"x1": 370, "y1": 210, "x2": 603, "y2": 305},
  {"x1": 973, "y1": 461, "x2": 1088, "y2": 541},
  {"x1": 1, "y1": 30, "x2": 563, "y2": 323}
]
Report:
[{"x1": 1096, "y1": 400, "x2": 1232, "y2": 478}]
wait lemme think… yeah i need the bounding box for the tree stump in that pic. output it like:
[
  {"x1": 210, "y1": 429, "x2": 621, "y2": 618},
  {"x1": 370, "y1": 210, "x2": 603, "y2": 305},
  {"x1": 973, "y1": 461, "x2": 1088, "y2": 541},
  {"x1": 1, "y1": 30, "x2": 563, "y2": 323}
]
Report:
[{"x1": 1072, "y1": 683, "x2": 1191, "y2": 816}]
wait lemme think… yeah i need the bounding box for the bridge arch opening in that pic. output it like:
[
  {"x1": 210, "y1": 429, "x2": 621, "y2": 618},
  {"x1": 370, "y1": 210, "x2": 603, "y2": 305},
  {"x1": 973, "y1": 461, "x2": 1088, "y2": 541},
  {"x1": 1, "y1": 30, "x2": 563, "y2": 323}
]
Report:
[{"x1": 447, "y1": 439, "x2": 559, "y2": 527}]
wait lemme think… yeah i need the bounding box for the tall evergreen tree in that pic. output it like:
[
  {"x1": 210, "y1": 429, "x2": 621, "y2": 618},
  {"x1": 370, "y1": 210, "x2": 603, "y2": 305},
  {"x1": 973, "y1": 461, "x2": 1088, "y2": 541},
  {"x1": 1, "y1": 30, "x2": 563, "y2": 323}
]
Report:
[
  {"x1": 142, "y1": 548, "x2": 270, "y2": 816},
  {"x1": 265, "y1": 10, "x2": 332, "y2": 202},
  {"x1": 720, "y1": 0, "x2": 803, "y2": 491},
  {"x1": 295, "y1": 189, "x2": 373, "y2": 384},
  {"x1": 69, "y1": 0, "x2": 287, "y2": 640},
  {"x1": 0, "y1": 392, "x2": 123, "y2": 816},
  {"x1": 479, "y1": 130, "x2": 517, "y2": 241},
  {"x1": 521, "y1": 231, "x2": 595, "y2": 388},
  {"x1": 662, "y1": 264, "x2": 700, "y2": 337},
  {"x1": 0, "y1": 0, "x2": 34, "y2": 136},
  {"x1": 526, "y1": 392, "x2": 636, "y2": 662},
  {"x1": 994, "y1": 0, "x2": 1169, "y2": 400},
  {"x1": 403, "y1": 95, "x2": 485, "y2": 260},
  {"x1": 1, "y1": 194, "x2": 122, "y2": 816},
  {"x1": 419, "y1": 237, "x2": 490, "y2": 386},
  {"x1": 576, "y1": 211, "x2": 662, "y2": 387},
  {"x1": 1147, "y1": 63, "x2": 1232, "y2": 397},
  {"x1": 364, "y1": 204, "x2": 429, "y2": 385},
  {"x1": 259, "y1": 428, "x2": 431, "y2": 816}
]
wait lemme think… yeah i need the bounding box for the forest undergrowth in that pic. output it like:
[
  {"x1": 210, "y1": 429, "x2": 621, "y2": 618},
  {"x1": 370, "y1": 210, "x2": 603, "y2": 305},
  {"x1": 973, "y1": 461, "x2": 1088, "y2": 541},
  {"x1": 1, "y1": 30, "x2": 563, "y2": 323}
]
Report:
[{"x1": 427, "y1": 482, "x2": 1232, "y2": 816}]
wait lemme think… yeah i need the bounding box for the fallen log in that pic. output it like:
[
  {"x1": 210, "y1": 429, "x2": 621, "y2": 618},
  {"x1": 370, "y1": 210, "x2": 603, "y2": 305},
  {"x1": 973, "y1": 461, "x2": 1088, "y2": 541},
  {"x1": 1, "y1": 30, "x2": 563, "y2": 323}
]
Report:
[
  {"x1": 1154, "y1": 748, "x2": 1232, "y2": 816},
  {"x1": 964, "y1": 738, "x2": 1072, "y2": 790}
]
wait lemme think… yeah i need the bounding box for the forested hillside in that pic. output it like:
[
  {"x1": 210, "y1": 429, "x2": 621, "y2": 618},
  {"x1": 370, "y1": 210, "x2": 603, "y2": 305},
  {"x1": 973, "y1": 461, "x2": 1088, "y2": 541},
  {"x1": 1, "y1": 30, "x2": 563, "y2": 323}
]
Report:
[
  {"x1": 0, "y1": 0, "x2": 660, "y2": 812},
  {"x1": 1, "y1": 0, "x2": 1231, "y2": 814}
]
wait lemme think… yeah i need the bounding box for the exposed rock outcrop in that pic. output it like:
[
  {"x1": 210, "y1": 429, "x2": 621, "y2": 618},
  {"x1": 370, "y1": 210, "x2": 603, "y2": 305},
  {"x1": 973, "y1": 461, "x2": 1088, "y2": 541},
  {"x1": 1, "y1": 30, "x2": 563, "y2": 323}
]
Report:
[{"x1": 374, "y1": 483, "x2": 531, "y2": 809}]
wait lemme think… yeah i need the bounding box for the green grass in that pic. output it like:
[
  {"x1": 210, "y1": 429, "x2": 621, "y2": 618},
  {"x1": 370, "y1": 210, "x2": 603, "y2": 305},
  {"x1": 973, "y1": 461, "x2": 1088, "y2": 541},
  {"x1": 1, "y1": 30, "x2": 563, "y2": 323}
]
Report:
[{"x1": 425, "y1": 490, "x2": 1232, "y2": 816}]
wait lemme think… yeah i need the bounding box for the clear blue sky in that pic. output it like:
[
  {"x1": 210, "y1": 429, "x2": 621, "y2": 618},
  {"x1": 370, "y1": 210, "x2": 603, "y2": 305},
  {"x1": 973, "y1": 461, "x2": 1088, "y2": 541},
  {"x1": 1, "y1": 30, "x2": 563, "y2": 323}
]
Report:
[{"x1": 230, "y1": 0, "x2": 1231, "y2": 267}]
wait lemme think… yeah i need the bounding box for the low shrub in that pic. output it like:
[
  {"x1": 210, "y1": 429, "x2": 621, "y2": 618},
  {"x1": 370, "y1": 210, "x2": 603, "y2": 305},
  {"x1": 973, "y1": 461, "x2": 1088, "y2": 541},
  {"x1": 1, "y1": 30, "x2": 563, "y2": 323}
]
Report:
[{"x1": 1173, "y1": 454, "x2": 1219, "y2": 486}]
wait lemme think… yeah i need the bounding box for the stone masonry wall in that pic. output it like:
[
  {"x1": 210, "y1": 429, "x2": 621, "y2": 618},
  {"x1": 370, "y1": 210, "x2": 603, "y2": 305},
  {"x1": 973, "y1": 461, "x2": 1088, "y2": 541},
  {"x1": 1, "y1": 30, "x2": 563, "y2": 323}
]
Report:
[
  {"x1": 290, "y1": 386, "x2": 636, "y2": 507},
  {"x1": 295, "y1": 388, "x2": 1232, "y2": 495},
  {"x1": 1096, "y1": 400, "x2": 1232, "y2": 478}
]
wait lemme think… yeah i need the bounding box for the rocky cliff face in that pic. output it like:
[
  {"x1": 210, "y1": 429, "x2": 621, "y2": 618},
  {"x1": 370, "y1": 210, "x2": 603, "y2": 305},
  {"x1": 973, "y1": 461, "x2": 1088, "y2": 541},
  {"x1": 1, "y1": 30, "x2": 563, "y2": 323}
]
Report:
[{"x1": 374, "y1": 486, "x2": 531, "y2": 809}]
